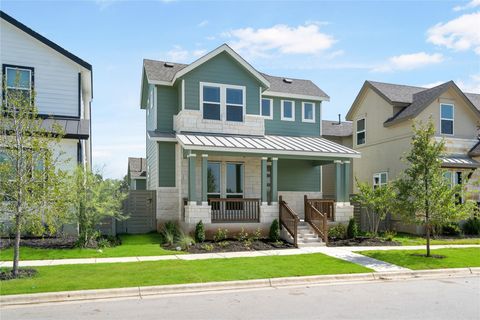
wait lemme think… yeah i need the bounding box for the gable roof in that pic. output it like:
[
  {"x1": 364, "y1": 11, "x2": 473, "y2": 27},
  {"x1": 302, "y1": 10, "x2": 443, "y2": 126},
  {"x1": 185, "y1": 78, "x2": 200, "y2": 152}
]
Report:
[
  {"x1": 321, "y1": 120, "x2": 352, "y2": 137},
  {"x1": 141, "y1": 44, "x2": 329, "y2": 102},
  {"x1": 347, "y1": 80, "x2": 480, "y2": 125},
  {"x1": 0, "y1": 10, "x2": 92, "y2": 71},
  {"x1": 470, "y1": 141, "x2": 480, "y2": 157},
  {"x1": 128, "y1": 157, "x2": 146, "y2": 179}
]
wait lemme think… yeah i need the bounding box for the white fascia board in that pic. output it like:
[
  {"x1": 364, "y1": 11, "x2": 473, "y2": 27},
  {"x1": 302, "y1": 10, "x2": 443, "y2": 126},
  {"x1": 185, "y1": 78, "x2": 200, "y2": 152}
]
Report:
[
  {"x1": 146, "y1": 132, "x2": 178, "y2": 142},
  {"x1": 263, "y1": 90, "x2": 329, "y2": 102},
  {"x1": 149, "y1": 80, "x2": 173, "y2": 86},
  {"x1": 178, "y1": 141, "x2": 361, "y2": 159}
]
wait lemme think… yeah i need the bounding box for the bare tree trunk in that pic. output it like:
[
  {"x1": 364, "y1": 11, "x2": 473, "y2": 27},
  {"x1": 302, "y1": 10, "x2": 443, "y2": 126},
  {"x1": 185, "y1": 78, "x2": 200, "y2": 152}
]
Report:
[
  {"x1": 12, "y1": 214, "x2": 21, "y2": 277},
  {"x1": 426, "y1": 214, "x2": 431, "y2": 257}
]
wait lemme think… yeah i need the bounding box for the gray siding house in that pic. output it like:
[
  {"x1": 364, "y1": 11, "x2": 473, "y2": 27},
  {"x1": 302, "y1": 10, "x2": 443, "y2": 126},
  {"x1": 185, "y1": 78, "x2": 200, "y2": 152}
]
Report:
[{"x1": 140, "y1": 44, "x2": 360, "y2": 242}]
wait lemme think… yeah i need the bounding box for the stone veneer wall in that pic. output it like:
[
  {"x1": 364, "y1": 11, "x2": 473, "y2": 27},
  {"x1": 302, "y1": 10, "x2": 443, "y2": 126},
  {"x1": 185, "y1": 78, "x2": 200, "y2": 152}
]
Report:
[{"x1": 278, "y1": 191, "x2": 323, "y2": 219}]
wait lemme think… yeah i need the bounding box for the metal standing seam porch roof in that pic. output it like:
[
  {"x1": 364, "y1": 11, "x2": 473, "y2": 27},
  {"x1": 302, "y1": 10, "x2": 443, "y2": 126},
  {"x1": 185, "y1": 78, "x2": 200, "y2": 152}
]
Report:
[
  {"x1": 176, "y1": 132, "x2": 360, "y2": 158},
  {"x1": 440, "y1": 156, "x2": 480, "y2": 169}
]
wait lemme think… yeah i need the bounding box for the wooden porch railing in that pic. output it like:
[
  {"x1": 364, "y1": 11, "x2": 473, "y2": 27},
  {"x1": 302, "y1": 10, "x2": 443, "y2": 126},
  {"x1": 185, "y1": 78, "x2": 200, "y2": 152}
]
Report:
[
  {"x1": 279, "y1": 196, "x2": 299, "y2": 247},
  {"x1": 209, "y1": 198, "x2": 260, "y2": 223},
  {"x1": 305, "y1": 197, "x2": 335, "y2": 221},
  {"x1": 304, "y1": 195, "x2": 330, "y2": 244}
]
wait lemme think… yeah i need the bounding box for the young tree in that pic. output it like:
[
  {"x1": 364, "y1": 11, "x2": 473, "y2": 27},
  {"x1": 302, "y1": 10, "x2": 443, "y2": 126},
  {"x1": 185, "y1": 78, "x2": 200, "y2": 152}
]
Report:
[
  {"x1": 395, "y1": 119, "x2": 472, "y2": 257},
  {"x1": 0, "y1": 76, "x2": 69, "y2": 277},
  {"x1": 67, "y1": 166, "x2": 127, "y2": 248},
  {"x1": 353, "y1": 179, "x2": 396, "y2": 236}
]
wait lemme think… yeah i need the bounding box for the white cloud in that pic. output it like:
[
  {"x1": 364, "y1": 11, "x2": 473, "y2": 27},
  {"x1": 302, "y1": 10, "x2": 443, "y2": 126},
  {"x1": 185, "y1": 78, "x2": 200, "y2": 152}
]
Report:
[
  {"x1": 224, "y1": 23, "x2": 336, "y2": 58},
  {"x1": 427, "y1": 12, "x2": 480, "y2": 55},
  {"x1": 453, "y1": 0, "x2": 480, "y2": 11},
  {"x1": 372, "y1": 52, "x2": 444, "y2": 72},
  {"x1": 198, "y1": 20, "x2": 209, "y2": 27},
  {"x1": 420, "y1": 81, "x2": 445, "y2": 88},
  {"x1": 163, "y1": 45, "x2": 206, "y2": 62},
  {"x1": 457, "y1": 73, "x2": 480, "y2": 93}
]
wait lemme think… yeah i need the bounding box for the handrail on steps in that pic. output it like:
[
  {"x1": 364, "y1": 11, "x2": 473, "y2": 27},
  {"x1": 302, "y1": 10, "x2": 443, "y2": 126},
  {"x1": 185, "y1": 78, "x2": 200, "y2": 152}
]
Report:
[{"x1": 279, "y1": 196, "x2": 300, "y2": 247}]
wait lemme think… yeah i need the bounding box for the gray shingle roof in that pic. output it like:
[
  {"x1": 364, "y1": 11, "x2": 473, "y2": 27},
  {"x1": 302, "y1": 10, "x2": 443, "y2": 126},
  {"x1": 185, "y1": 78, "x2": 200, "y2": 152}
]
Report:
[
  {"x1": 128, "y1": 157, "x2": 146, "y2": 178},
  {"x1": 368, "y1": 81, "x2": 424, "y2": 105},
  {"x1": 261, "y1": 73, "x2": 329, "y2": 99},
  {"x1": 470, "y1": 141, "x2": 480, "y2": 157},
  {"x1": 142, "y1": 57, "x2": 328, "y2": 98},
  {"x1": 466, "y1": 93, "x2": 480, "y2": 110},
  {"x1": 321, "y1": 120, "x2": 352, "y2": 137}
]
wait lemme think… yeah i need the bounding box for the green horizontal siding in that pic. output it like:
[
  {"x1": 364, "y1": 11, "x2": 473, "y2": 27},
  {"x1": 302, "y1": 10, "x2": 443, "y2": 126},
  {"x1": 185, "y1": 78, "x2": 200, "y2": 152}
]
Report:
[
  {"x1": 146, "y1": 137, "x2": 157, "y2": 189},
  {"x1": 157, "y1": 85, "x2": 178, "y2": 132},
  {"x1": 182, "y1": 52, "x2": 262, "y2": 114},
  {"x1": 158, "y1": 142, "x2": 176, "y2": 187},
  {"x1": 278, "y1": 159, "x2": 320, "y2": 191},
  {"x1": 136, "y1": 179, "x2": 146, "y2": 190},
  {"x1": 264, "y1": 98, "x2": 321, "y2": 137}
]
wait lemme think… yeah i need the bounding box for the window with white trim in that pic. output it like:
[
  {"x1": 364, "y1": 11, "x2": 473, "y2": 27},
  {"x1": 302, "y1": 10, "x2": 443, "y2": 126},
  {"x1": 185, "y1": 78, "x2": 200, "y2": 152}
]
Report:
[
  {"x1": 4, "y1": 66, "x2": 33, "y2": 105},
  {"x1": 261, "y1": 98, "x2": 272, "y2": 118},
  {"x1": 201, "y1": 83, "x2": 245, "y2": 122},
  {"x1": 373, "y1": 172, "x2": 387, "y2": 188},
  {"x1": 281, "y1": 100, "x2": 295, "y2": 121},
  {"x1": 302, "y1": 102, "x2": 315, "y2": 123},
  {"x1": 440, "y1": 104, "x2": 454, "y2": 135},
  {"x1": 356, "y1": 118, "x2": 366, "y2": 145}
]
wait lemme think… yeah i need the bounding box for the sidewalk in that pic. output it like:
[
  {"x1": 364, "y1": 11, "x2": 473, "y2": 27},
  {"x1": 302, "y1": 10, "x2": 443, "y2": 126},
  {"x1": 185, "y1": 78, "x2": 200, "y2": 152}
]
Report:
[{"x1": 2, "y1": 244, "x2": 478, "y2": 272}]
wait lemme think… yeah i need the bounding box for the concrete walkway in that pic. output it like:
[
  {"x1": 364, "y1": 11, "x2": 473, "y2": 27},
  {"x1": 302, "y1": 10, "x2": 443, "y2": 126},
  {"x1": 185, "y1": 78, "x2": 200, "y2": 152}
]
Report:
[{"x1": 2, "y1": 244, "x2": 478, "y2": 272}]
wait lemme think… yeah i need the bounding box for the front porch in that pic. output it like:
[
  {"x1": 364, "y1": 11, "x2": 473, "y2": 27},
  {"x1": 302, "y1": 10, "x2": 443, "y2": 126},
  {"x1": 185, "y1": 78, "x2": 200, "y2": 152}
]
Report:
[{"x1": 175, "y1": 132, "x2": 360, "y2": 244}]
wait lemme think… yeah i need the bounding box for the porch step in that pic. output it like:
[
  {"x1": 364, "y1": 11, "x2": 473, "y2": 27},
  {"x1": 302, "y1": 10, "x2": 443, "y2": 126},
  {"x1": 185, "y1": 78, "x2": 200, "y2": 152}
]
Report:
[{"x1": 296, "y1": 221, "x2": 325, "y2": 248}]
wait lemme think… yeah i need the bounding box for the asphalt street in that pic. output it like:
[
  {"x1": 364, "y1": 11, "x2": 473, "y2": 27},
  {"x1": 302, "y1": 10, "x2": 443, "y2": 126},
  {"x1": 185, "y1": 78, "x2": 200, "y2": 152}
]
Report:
[{"x1": 2, "y1": 276, "x2": 479, "y2": 320}]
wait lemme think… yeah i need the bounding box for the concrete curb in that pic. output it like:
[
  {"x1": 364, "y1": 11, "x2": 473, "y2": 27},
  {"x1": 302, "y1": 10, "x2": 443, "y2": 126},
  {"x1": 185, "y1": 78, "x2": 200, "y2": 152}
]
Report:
[{"x1": 1, "y1": 268, "x2": 478, "y2": 306}]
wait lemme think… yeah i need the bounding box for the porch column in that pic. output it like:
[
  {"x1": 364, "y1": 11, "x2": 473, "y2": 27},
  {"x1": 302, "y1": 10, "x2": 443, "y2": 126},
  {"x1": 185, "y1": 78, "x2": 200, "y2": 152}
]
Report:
[
  {"x1": 335, "y1": 160, "x2": 343, "y2": 202},
  {"x1": 201, "y1": 154, "x2": 208, "y2": 205},
  {"x1": 343, "y1": 161, "x2": 350, "y2": 203},
  {"x1": 187, "y1": 153, "x2": 197, "y2": 204},
  {"x1": 261, "y1": 157, "x2": 268, "y2": 204},
  {"x1": 271, "y1": 157, "x2": 278, "y2": 204}
]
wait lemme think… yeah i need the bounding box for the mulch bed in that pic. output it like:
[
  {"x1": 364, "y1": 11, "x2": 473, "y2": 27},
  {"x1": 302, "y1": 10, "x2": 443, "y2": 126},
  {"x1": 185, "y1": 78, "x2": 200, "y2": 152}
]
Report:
[
  {"x1": 328, "y1": 237, "x2": 401, "y2": 247},
  {"x1": 164, "y1": 239, "x2": 294, "y2": 254},
  {"x1": 411, "y1": 253, "x2": 446, "y2": 259},
  {"x1": 0, "y1": 237, "x2": 78, "y2": 250},
  {"x1": 0, "y1": 268, "x2": 37, "y2": 281}
]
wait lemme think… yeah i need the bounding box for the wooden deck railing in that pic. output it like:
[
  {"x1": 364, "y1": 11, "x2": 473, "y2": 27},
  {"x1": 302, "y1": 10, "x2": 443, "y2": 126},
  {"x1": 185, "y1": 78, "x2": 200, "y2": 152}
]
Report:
[
  {"x1": 209, "y1": 198, "x2": 260, "y2": 223},
  {"x1": 304, "y1": 195, "x2": 329, "y2": 244},
  {"x1": 279, "y1": 196, "x2": 299, "y2": 247},
  {"x1": 305, "y1": 197, "x2": 335, "y2": 221}
]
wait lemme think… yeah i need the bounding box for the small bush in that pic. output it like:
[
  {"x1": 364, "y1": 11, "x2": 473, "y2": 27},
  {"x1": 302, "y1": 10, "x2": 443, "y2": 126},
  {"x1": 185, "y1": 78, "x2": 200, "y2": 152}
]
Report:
[
  {"x1": 200, "y1": 243, "x2": 214, "y2": 251},
  {"x1": 236, "y1": 228, "x2": 249, "y2": 242},
  {"x1": 441, "y1": 222, "x2": 461, "y2": 236},
  {"x1": 194, "y1": 220, "x2": 205, "y2": 243},
  {"x1": 463, "y1": 216, "x2": 480, "y2": 235},
  {"x1": 329, "y1": 224, "x2": 347, "y2": 240},
  {"x1": 213, "y1": 228, "x2": 228, "y2": 242},
  {"x1": 269, "y1": 219, "x2": 280, "y2": 241},
  {"x1": 347, "y1": 218, "x2": 359, "y2": 239},
  {"x1": 218, "y1": 240, "x2": 230, "y2": 248},
  {"x1": 383, "y1": 230, "x2": 397, "y2": 241},
  {"x1": 164, "y1": 221, "x2": 179, "y2": 237},
  {"x1": 178, "y1": 232, "x2": 195, "y2": 250},
  {"x1": 250, "y1": 228, "x2": 262, "y2": 242}
]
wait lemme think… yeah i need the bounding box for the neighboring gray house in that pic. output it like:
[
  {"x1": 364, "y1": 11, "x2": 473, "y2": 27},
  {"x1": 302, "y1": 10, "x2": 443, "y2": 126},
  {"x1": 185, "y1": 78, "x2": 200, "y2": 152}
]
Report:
[
  {"x1": 127, "y1": 157, "x2": 147, "y2": 190},
  {"x1": 139, "y1": 44, "x2": 360, "y2": 245}
]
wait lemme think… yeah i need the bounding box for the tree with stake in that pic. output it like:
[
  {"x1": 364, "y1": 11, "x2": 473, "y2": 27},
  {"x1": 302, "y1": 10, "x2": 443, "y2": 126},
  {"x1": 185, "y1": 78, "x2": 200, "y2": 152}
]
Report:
[
  {"x1": 0, "y1": 76, "x2": 68, "y2": 278},
  {"x1": 395, "y1": 119, "x2": 473, "y2": 257}
]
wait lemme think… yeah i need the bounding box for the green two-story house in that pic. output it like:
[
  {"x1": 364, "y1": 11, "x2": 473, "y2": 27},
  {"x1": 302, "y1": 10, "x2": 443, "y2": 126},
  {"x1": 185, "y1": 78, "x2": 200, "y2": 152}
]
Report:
[{"x1": 139, "y1": 44, "x2": 360, "y2": 245}]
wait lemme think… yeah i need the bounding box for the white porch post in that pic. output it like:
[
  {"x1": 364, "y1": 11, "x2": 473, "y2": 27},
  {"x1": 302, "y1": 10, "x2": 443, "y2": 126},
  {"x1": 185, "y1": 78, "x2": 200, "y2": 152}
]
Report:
[
  {"x1": 261, "y1": 157, "x2": 268, "y2": 204},
  {"x1": 271, "y1": 157, "x2": 278, "y2": 204},
  {"x1": 201, "y1": 154, "x2": 208, "y2": 205},
  {"x1": 334, "y1": 160, "x2": 343, "y2": 203}
]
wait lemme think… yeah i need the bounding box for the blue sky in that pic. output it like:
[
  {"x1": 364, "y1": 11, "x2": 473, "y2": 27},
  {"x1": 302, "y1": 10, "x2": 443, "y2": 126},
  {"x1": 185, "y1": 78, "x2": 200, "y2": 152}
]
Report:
[{"x1": 2, "y1": 0, "x2": 479, "y2": 178}]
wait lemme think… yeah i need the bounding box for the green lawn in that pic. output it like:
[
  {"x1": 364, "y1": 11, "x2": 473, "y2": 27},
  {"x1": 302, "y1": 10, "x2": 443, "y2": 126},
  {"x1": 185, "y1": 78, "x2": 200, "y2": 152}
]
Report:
[
  {"x1": 0, "y1": 253, "x2": 371, "y2": 295},
  {"x1": 388, "y1": 233, "x2": 480, "y2": 246},
  {"x1": 0, "y1": 233, "x2": 179, "y2": 261},
  {"x1": 361, "y1": 247, "x2": 480, "y2": 270}
]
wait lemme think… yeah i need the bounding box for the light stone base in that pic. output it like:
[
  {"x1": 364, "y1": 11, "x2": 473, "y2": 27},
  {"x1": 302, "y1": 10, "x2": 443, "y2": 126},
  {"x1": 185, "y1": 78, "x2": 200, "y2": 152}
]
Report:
[
  {"x1": 278, "y1": 191, "x2": 323, "y2": 219},
  {"x1": 334, "y1": 202, "x2": 354, "y2": 223},
  {"x1": 184, "y1": 204, "x2": 211, "y2": 224},
  {"x1": 156, "y1": 187, "x2": 180, "y2": 222},
  {"x1": 260, "y1": 203, "x2": 279, "y2": 224}
]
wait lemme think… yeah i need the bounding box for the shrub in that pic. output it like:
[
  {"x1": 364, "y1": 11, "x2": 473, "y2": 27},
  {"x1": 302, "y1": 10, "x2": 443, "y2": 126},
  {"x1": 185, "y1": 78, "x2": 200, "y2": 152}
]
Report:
[
  {"x1": 194, "y1": 220, "x2": 205, "y2": 243},
  {"x1": 383, "y1": 230, "x2": 397, "y2": 241},
  {"x1": 463, "y1": 216, "x2": 480, "y2": 235},
  {"x1": 213, "y1": 228, "x2": 228, "y2": 242},
  {"x1": 164, "y1": 221, "x2": 179, "y2": 238},
  {"x1": 200, "y1": 243, "x2": 214, "y2": 251},
  {"x1": 97, "y1": 237, "x2": 112, "y2": 249},
  {"x1": 269, "y1": 219, "x2": 280, "y2": 241},
  {"x1": 441, "y1": 222, "x2": 461, "y2": 236},
  {"x1": 236, "y1": 228, "x2": 249, "y2": 242},
  {"x1": 178, "y1": 232, "x2": 195, "y2": 250},
  {"x1": 218, "y1": 240, "x2": 230, "y2": 248},
  {"x1": 251, "y1": 228, "x2": 262, "y2": 242},
  {"x1": 347, "y1": 218, "x2": 359, "y2": 239},
  {"x1": 329, "y1": 224, "x2": 347, "y2": 240}
]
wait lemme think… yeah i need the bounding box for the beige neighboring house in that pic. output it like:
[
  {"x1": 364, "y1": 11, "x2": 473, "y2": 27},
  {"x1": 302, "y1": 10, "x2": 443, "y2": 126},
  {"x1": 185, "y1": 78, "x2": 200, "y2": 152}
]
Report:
[
  {"x1": 346, "y1": 80, "x2": 480, "y2": 231},
  {"x1": 127, "y1": 157, "x2": 147, "y2": 190}
]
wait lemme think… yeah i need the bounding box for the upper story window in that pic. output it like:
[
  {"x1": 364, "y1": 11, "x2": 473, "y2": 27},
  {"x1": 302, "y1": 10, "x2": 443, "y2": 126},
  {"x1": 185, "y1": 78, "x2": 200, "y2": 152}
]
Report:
[
  {"x1": 302, "y1": 102, "x2": 315, "y2": 123},
  {"x1": 281, "y1": 100, "x2": 295, "y2": 121},
  {"x1": 261, "y1": 98, "x2": 273, "y2": 119},
  {"x1": 440, "y1": 103, "x2": 454, "y2": 135},
  {"x1": 356, "y1": 118, "x2": 366, "y2": 145},
  {"x1": 201, "y1": 82, "x2": 245, "y2": 122},
  {"x1": 4, "y1": 65, "x2": 33, "y2": 104},
  {"x1": 373, "y1": 172, "x2": 387, "y2": 188}
]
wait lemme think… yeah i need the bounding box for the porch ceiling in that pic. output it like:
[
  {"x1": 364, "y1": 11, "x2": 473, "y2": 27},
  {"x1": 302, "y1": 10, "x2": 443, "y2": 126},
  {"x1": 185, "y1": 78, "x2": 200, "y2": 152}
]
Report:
[{"x1": 176, "y1": 132, "x2": 360, "y2": 159}]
